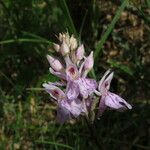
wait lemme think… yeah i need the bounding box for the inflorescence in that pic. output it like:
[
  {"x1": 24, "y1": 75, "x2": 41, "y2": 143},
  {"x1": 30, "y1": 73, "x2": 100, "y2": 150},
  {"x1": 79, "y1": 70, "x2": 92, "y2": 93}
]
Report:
[{"x1": 43, "y1": 33, "x2": 132, "y2": 124}]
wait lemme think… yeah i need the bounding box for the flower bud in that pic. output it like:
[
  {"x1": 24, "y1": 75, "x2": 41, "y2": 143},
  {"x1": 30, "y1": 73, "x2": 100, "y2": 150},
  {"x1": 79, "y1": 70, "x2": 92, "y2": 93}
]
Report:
[
  {"x1": 53, "y1": 43, "x2": 60, "y2": 52},
  {"x1": 46, "y1": 55, "x2": 63, "y2": 72},
  {"x1": 58, "y1": 33, "x2": 63, "y2": 42},
  {"x1": 70, "y1": 35, "x2": 78, "y2": 50},
  {"x1": 76, "y1": 44, "x2": 85, "y2": 61},
  {"x1": 59, "y1": 33, "x2": 70, "y2": 46},
  {"x1": 60, "y1": 40, "x2": 70, "y2": 56},
  {"x1": 84, "y1": 51, "x2": 94, "y2": 71}
]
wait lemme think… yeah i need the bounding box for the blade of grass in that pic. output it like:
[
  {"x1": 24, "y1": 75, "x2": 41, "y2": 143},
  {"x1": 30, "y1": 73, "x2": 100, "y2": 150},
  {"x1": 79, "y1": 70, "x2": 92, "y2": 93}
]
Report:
[
  {"x1": 0, "y1": 70, "x2": 14, "y2": 86},
  {"x1": 0, "y1": 24, "x2": 53, "y2": 44},
  {"x1": 79, "y1": 10, "x2": 88, "y2": 41},
  {"x1": 107, "y1": 59, "x2": 134, "y2": 76},
  {"x1": 146, "y1": 0, "x2": 150, "y2": 8},
  {"x1": 0, "y1": 71, "x2": 26, "y2": 98},
  {"x1": 89, "y1": 68, "x2": 96, "y2": 80},
  {"x1": 35, "y1": 140, "x2": 73, "y2": 150},
  {"x1": 94, "y1": 0, "x2": 128, "y2": 59},
  {"x1": 26, "y1": 88, "x2": 44, "y2": 91},
  {"x1": 22, "y1": 31, "x2": 51, "y2": 42},
  {"x1": 58, "y1": 0, "x2": 78, "y2": 37},
  {"x1": 0, "y1": 38, "x2": 52, "y2": 45}
]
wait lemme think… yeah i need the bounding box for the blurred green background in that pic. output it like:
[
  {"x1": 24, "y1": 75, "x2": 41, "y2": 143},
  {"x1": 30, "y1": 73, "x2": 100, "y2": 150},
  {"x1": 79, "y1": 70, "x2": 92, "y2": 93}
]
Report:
[{"x1": 0, "y1": 0, "x2": 150, "y2": 149}]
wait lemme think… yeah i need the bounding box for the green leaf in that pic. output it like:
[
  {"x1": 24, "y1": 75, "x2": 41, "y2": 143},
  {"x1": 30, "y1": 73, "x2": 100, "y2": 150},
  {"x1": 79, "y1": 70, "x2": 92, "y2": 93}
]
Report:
[{"x1": 107, "y1": 59, "x2": 134, "y2": 76}]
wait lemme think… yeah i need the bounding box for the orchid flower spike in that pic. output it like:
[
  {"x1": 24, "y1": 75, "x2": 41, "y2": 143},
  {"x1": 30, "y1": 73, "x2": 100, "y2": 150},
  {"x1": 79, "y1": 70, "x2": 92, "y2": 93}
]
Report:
[{"x1": 43, "y1": 32, "x2": 132, "y2": 123}]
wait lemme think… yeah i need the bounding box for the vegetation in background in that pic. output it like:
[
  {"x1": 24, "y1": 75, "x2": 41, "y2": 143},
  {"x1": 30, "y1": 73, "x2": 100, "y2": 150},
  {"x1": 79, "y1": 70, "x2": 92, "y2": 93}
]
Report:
[{"x1": 0, "y1": 0, "x2": 149, "y2": 149}]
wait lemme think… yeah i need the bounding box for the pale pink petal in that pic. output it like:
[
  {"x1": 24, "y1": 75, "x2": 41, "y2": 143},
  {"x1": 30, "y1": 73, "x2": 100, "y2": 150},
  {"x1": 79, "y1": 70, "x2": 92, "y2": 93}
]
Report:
[
  {"x1": 46, "y1": 55, "x2": 63, "y2": 72},
  {"x1": 66, "y1": 81, "x2": 79, "y2": 100},
  {"x1": 79, "y1": 60, "x2": 85, "y2": 75},
  {"x1": 98, "y1": 70, "x2": 111, "y2": 91},
  {"x1": 42, "y1": 83, "x2": 65, "y2": 100},
  {"x1": 81, "y1": 51, "x2": 94, "y2": 77},
  {"x1": 59, "y1": 99, "x2": 82, "y2": 118},
  {"x1": 69, "y1": 99, "x2": 83, "y2": 117},
  {"x1": 76, "y1": 44, "x2": 85, "y2": 61},
  {"x1": 84, "y1": 51, "x2": 94, "y2": 71},
  {"x1": 98, "y1": 70, "x2": 113, "y2": 94},
  {"x1": 48, "y1": 81, "x2": 66, "y2": 87},
  {"x1": 49, "y1": 68, "x2": 66, "y2": 80},
  {"x1": 105, "y1": 92, "x2": 132, "y2": 110},
  {"x1": 103, "y1": 72, "x2": 114, "y2": 91},
  {"x1": 77, "y1": 78, "x2": 97, "y2": 98}
]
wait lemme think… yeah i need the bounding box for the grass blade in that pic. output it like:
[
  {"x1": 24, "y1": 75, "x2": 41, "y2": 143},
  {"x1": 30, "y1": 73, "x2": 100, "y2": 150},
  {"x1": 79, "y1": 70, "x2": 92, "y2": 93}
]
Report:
[
  {"x1": 58, "y1": 0, "x2": 78, "y2": 37},
  {"x1": 94, "y1": 0, "x2": 128, "y2": 59},
  {"x1": 79, "y1": 10, "x2": 88, "y2": 41},
  {"x1": 146, "y1": 0, "x2": 150, "y2": 8},
  {"x1": 35, "y1": 140, "x2": 73, "y2": 150},
  {"x1": 0, "y1": 38, "x2": 52, "y2": 45}
]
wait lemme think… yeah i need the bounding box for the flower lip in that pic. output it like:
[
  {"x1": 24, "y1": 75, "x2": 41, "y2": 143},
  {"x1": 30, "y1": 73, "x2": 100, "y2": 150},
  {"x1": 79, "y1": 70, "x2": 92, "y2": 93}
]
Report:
[
  {"x1": 69, "y1": 67, "x2": 75, "y2": 75},
  {"x1": 52, "y1": 90, "x2": 59, "y2": 97},
  {"x1": 66, "y1": 65, "x2": 79, "y2": 80}
]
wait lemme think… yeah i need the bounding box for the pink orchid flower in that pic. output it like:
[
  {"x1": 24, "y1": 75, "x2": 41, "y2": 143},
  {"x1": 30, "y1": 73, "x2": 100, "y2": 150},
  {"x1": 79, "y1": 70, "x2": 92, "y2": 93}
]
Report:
[
  {"x1": 43, "y1": 83, "x2": 83, "y2": 123},
  {"x1": 65, "y1": 54, "x2": 97, "y2": 100},
  {"x1": 98, "y1": 70, "x2": 132, "y2": 117}
]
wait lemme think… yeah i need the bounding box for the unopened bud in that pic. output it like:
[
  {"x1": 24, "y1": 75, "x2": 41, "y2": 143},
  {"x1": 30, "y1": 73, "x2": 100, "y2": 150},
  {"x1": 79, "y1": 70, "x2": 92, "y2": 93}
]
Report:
[
  {"x1": 53, "y1": 43, "x2": 60, "y2": 52},
  {"x1": 76, "y1": 44, "x2": 85, "y2": 60},
  {"x1": 70, "y1": 35, "x2": 78, "y2": 50},
  {"x1": 64, "y1": 33, "x2": 70, "y2": 46},
  {"x1": 58, "y1": 33, "x2": 63, "y2": 42},
  {"x1": 84, "y1": 51, "x2": 94, "y2": 71},
  {"x1": 58, "y1": 33, "x2": 70, "y2": 46},
  {"x1": 60, "y1": 40, "x2": 70, "y2": 56},
  {"x1": 46, "y1": 55, "x2": 63, "y2": 72}
]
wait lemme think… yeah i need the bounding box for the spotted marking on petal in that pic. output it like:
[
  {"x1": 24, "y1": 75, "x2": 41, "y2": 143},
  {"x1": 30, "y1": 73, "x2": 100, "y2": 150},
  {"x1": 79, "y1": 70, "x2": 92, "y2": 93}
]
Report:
[{"x1": 69, "y1": 67, "x2": 75, "y2": 75}]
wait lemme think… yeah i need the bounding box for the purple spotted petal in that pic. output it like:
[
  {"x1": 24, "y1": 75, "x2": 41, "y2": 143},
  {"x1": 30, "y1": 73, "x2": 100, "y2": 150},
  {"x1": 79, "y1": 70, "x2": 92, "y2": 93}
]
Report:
[
  {"x1": 66, "y1": 81, "x2": 79, "y2": 100},
  {"x1": 77, "y1": 78, "x2": 97, "y2": 98},
  {"x1": 49, "y1": 68, "x2": 66, "y2": 80},
  {"x1": 66, "y1": 64, "x2": 79, "y2": 81},
  {"x1": 43, "y1": 83, "x2": 65, "y2": 100},
  {"x1": 98, "y1": 70, "x2": 111, "y2": 91},
  {"x1": 105, "y1": 92, "x2": 132, "y2": 110},
  {"x1": 98, "y1": 71, "x2": 114, "y2": 94}
]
